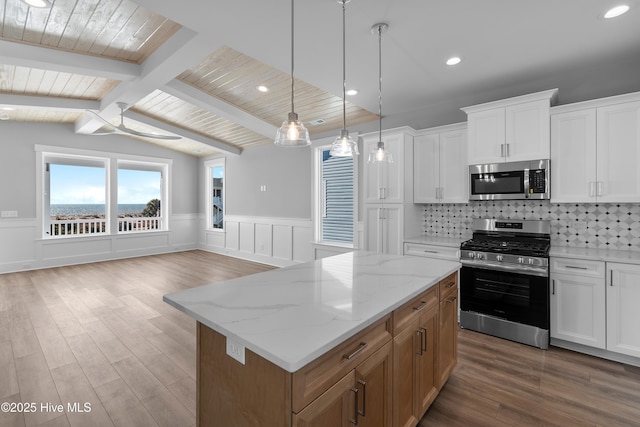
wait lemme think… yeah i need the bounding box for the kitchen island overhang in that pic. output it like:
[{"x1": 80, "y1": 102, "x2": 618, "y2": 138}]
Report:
[{"x1": 163, "y1": 251, "x2": 460, "y2": 372}]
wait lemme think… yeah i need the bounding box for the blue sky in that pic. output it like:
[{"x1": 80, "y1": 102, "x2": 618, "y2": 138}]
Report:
[{"x1": 50, "y1": 165, "x2": 160, "y2": 204}]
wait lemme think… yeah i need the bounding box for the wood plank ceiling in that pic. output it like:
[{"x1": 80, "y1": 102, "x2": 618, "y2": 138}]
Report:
[{"x1": 0, "y1": 0, "x2": 378, "y2": 157}]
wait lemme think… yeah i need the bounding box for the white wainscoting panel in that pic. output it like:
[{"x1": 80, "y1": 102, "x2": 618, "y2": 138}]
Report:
[
  {"x1": 239, "y1": 222, "x2": 255, "y2": 253},
  {"x1": 0, "y1": 219, "x2": 37, "y2": 269},
  {"x1": 255, "y1": 223, "x2": 273, "y2": 257},
  {"x1": 204, "y1": 216, "x2": 313, "y2": 267},
  {"x1": 0, "y1": 215, "x2": 199, "y2": 274}
]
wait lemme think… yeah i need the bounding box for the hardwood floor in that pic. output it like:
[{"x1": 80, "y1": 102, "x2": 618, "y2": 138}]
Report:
[{"x1": 1, "y1": 250, "x2": 639, "y2": 427}]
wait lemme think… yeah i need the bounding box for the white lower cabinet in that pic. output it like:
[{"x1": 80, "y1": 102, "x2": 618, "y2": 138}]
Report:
[
  {"x1": 364, "y1": 205, "x2": 402, "y2": 256},
  {"x1": 550, "y1": 258, "x2": 606, "y2": 348},
  {"x1": 606, "y1": 262, "x2": 640, "y2": 358},
  {"x1": 551, "y1": 257, "x2": 640, "y2": 361}
]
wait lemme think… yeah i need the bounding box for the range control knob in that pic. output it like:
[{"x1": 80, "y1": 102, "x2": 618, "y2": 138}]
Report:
[
  {"x1": 468, "y1": 252, "x2": 476, "y2": 259},
  {"x1": 528, "y1": 258, "x2": 535, "y2": 265},
  {"x1": 496, "y1": 255, "x2": 504, "y2": 262},
  {"x1": 476, "y1": 253, "x2": 484, "y2": 260},
  {"x1": 518, "y1": 257, "x2": 525, "y2": 264}
]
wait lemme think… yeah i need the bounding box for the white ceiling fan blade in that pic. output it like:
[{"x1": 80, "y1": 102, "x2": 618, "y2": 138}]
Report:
[{"x1": 117, "y1": 125, "x2": 182, "y2": 140}]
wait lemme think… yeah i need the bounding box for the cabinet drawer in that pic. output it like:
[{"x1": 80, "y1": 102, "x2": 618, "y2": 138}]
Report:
[
  {"x1": 551, "y1": 257, "x2": 605, "y2": 278},
  {"x1": 439, "y1": 272, "x2": 458, "y2": 300},
  {"x1": 292, "y1": 315, "x2": 392, "y2": 413},
  {"x1": 392, "y1": 286, "x2": 439, "y2": 336},
  {"x1": 404, "y1": 242, "x2": 460, "y2": 260}
]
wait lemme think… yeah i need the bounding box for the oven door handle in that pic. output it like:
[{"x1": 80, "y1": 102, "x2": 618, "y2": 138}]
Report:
[{"x1": 460, "y1": 260, "x2": 549, "y2": 277}]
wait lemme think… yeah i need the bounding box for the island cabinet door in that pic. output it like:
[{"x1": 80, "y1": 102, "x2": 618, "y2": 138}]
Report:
[
  {"x1": 415, "y1": 307, "x2": 439, "y2": 417},
  {"x1": 355, "y1": 341, "x2": 393, "y2": 427},
  {"x1": 393, "y1": 317, "x2": 420, "y2": 427},
  {"x1": 437, "y1": 278, "x2": 459, "y2": 389},
  {"x1": 293, "y1": 371, "x2": 355, "y2": 427}
]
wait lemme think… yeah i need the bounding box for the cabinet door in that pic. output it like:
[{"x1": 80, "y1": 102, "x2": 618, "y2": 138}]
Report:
[
  {"x1": 416, "y1": 306, "x2": 439, "y2": 418},
  {"x1": 437, "y1": 288, "x2": 458, "y2": 389},
  {"x1": 596, "y1": 101, "x2": 640, "y2": 203},
  {"x1": 364, "y1": 133, "x2": 405, "y2": 204},
  {"x1": 364, "y1": 205, "x2": 402, "y2": 256},
  {"x1": 606, "y1": 263, "x2": 640, "y2": 358},
  {"x1": 550, "y1": 109, "x2": 597, "y2": 203},
  {"x1": 550, "y1": 273, "x2": 606, "y2": 349},
  {"x1": 293, "y1": 371, "x2": 355, "y2": 427},
  {"x1": 355, "y1": 341, "x2": 393, "y2": 427},
  {"x1": 505, "y1": 99, "x2": 551, "y2": 162},
  {"x1": 467, "y1": 107, "x2": 506, "y2": 164},
  {"x1": 392, "y1": 319, "x2": 420, "y2": 427},
  {"x1": 413, "y1": 133, "x2": 440, "y2": 203},
  {"x1": 439, "y1": 129, "x2": 468, "y2": 203}
]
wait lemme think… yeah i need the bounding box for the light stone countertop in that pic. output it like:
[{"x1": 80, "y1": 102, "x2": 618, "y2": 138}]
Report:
[
  {"x1": 164, "y1": 251, "x2": 460, "y2": 372},
  {"x1": 550, "y1": 246, "x2": 640, "y2": 264}
]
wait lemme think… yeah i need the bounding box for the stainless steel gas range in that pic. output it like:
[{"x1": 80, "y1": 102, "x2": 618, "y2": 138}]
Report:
[{"x1": 459, "y1": 219, "x2": 551, "y2": 349}]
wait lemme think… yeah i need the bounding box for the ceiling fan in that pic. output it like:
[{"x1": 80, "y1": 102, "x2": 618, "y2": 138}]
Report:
[{"x1": 87, "y1": 102, "x2": 181, "y2": 140}]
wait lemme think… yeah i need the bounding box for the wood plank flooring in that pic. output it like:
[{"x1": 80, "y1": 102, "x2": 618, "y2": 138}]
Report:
[{"x1": 1, "y1": 250, "x2": 639, "y2": 427}]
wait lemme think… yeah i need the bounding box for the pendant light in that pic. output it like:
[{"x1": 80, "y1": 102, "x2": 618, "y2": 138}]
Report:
[
  {"x1": 368, "y1": 23, "x2": 393, "y2": 163},
  {"x1": 329, "y1": 0, "x2": 359, "y2": 157},
  {"x1": 274, "y1": 0, "x2": 311, "y2": 147}
]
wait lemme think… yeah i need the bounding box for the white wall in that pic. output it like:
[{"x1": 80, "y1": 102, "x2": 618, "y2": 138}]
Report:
[{"x1": 0, "y1": 122, "x2": 200, "y2": 273}]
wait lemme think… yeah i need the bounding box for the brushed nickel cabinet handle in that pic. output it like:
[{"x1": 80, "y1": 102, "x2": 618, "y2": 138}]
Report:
[
  {"x1": 501, "y1": 144, "x2": 505, "y2": 157},
  {"x1": 413, "y1": 300, "x2": 428, "y2": 311},
  {"x1": 420, "y1": 327, "x2": 427, "y2": 353},
  {"x1": 423, "y1": 250, "x2": 439, "y2": 254},
  {"x1": 610, "y1": 270, "x2": 613, "y2": 287},
  {"x1": 343, "y1": 342, "x2": 368, "y2": 360},
  {"x1": 415, "y1": 330, "x2": 423, "y2": 355},
  {"x1": 446, "y1": 296, "x2": 457, "y2": 304},
  {"x1": 552, "y1": 279, "x2": 555, "y2": 295},
  {"x1": 349, "y1": 387, "x2": 359, "y2": 425},
  {"x1": 357, "y1": 380, "x2": 366, "y2": 417},
  {"x1": 566, "y1": 265, "x2": 588, "y2": 270},
  {"x1": 445, "y1": 280, "x2": 455, "y2": 288}
]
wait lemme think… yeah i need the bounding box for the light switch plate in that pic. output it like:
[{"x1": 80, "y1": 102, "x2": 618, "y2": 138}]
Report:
[{"x1": 226, "y1": 337, "x2": 245, "y2": 365}]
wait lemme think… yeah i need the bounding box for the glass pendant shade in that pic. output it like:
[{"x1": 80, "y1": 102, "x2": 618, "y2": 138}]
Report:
[
  {"x1": 22, "y1": 0, "x2": 52, "y2": 7},
  {"x1": 368, "y1": 141, "x2": 393, "y2": 163},
  {"x1": 275, "y1": 112, "x2": 311, "y2": 147},
  {"x1": 330, "y1": 129, "x2": 359, "y2": 157}
]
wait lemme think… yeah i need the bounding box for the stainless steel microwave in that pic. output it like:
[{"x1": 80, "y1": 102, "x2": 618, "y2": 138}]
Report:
[{"x1": 469, "y1": 159, "x2": 550, "y2": 200}]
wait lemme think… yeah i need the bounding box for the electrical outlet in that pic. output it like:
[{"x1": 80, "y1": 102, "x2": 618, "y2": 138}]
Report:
[{"x1": 226, "y1": 337, "x2": 245, "y2": 365}]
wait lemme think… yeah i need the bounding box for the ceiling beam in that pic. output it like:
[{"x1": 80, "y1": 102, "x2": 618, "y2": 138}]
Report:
[
  {"x1": 76, "y1": 27, "x2": 221, "y2": 136},
  {"x1": 164, "y1": 79, "x2": 277, "y2": 139},
  {"x1": 0, "y1": 94, "x2": 99, "y2": 111},
  {"x1": 0, "y1": 39, "x2": 139, "y2": 81},
  {"x1": 124, "y1": 110, "x2": 242, "y2": 155}
]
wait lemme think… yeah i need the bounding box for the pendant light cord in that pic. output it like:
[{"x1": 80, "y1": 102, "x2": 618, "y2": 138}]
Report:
[
  {"x1": 290, "y1": 0, "x2": 295, "y2": 114},
  {"x1": 341, "y1": 0, "x2": 347, "y2": 131},
  {"x1": 377, "y1": 25, "x2": 382, "y2": 143}
]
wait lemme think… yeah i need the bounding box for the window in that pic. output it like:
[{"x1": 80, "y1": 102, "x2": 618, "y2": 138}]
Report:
[
  {"x1": 38, "y1": 146, "x2": 171, "y2": 238},
  {"x1": 314, "y1": 146, "x2": 357, "y2": 246},
  {"x1": 117, "y1": 161, "x2": 165, "y2": 233},
  {"x1": 206, "y1": 158, "x2": 225, "y2": 230}
]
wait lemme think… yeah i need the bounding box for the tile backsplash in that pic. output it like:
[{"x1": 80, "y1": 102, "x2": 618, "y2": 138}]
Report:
[{"x1": 422, "y1": 201, "x2": 640, "y2": 251}]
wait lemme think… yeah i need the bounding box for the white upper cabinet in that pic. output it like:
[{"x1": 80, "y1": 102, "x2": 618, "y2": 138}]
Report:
[
  {"x1": 414, "y1": 124, "x2": 468, "y2": 204},
  {"x1": 596, "y1": 101, "x2": 640, "y2": 203},
  {"x1": 363, "y1": 131, "x2": 408, "y2": 204},
  {"x1": 463, "y1": 89, "x2": 558, "y2": 165},
  {"x1": 551, "y1": 94, "x2": 640, "y2": 203}
]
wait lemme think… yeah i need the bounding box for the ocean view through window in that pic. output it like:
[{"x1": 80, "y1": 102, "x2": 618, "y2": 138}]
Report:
[{"x1": 39, "y1": 147, "x2": 170, "y2": 238}]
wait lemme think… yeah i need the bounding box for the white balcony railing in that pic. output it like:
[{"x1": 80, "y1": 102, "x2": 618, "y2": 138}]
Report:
[{"x1": 48, "y1": 217, "x2": 162, "y2": 237}]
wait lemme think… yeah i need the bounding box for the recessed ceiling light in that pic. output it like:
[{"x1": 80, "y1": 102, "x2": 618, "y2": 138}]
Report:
[
  {"x1": 604, "y1": 4, "x2": 630, "y2": 18},
  {"x1": 0, "y1": 114, "x2": 10, "y2": 121},
  {"x1": 446, "y1": 56, "x2": 462, "y2": 66},
  {"x1": 21, "y1": 0, "x2": 52, "y2": 8},
  {"x1": 256, "y1": 85, "x2": 269, "y2": 92},
  {"x1": 346, "y1": 89, "x2": 358, "y2": 96}
]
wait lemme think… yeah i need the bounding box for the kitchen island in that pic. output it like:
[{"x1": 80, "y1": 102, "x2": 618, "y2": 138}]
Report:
[{"x1": 164, "y1": 251, "x2": 460, "y2": 426}]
